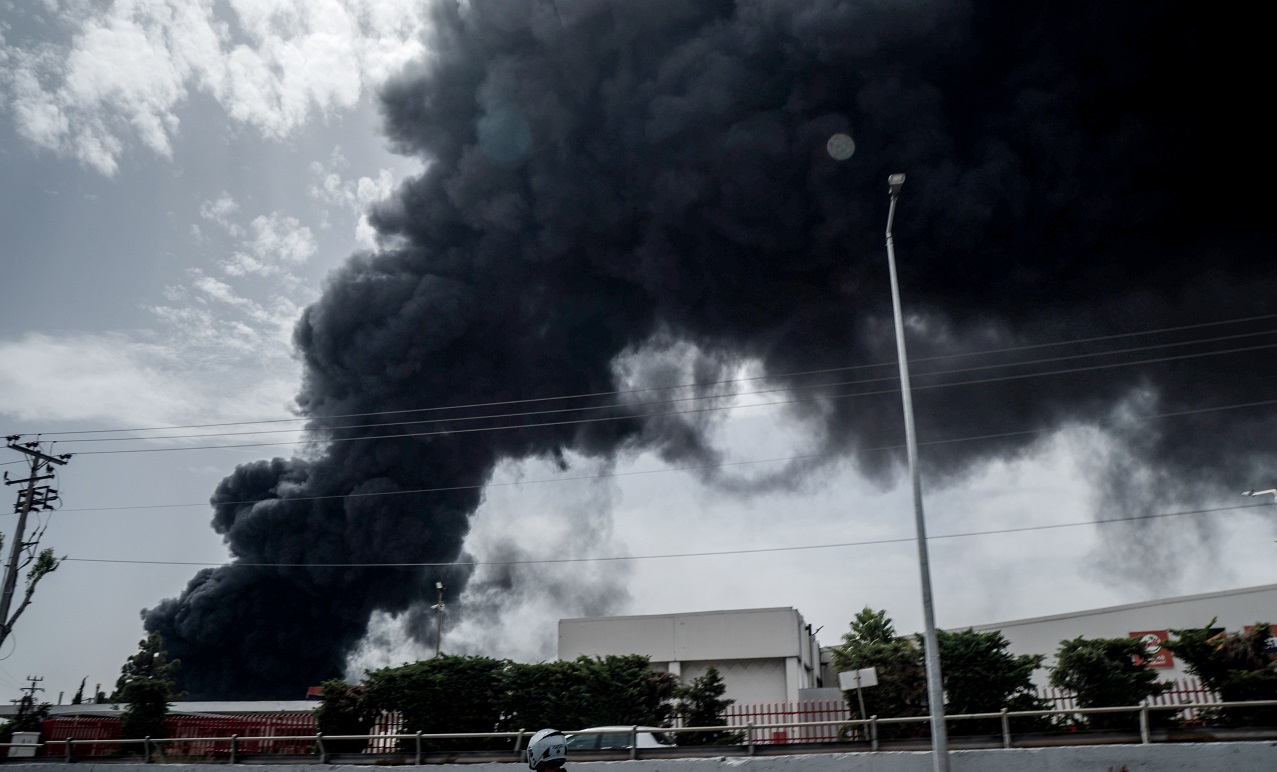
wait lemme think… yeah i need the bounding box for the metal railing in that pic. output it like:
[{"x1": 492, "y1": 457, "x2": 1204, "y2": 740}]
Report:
[
  {"x1": 6, "y1": 699, "x2": 1277, "y2": 763},
  {"x1": 711, "y1": 699, "x2": 1277, "y2": 752}
]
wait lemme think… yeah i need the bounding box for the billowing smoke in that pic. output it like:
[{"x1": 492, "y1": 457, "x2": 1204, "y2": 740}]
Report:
[{"x1": 146, "y1": 0, "x2": 1277, "y2": 698}]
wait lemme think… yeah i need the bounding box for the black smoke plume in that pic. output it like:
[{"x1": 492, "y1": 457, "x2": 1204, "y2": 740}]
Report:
[{"x1": 146, "y1": 0, "x2": 1277, "y2": 698}]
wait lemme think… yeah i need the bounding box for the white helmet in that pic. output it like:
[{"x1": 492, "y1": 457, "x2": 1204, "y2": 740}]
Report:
[{"x1": 526, "y1": 728, "x2": 567, "y2": 770}]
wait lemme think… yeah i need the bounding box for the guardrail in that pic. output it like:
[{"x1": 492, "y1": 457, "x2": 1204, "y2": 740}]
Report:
[{"x1": 5, "y1": 699, "x2": 1277, "y2": 763}]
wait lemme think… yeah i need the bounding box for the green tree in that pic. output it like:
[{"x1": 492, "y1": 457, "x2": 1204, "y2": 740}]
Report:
[
  {"x1": 502, "y1": 659, "x2": 582, "y2": 731},
  {"x1": 362, "y1": 653, "x2": 677, "y2": 750},
  {"x1": 112, "y1": 632, "x2": 183, "y2": 741},
  {"x1": 1050, "y1": 636, "x2": 1171, "y2": 730},
  {"x1": 1167, "y1": 621, "x2": 1277, "y2": 726},
  {"x1": 363, "y1": 655, "x2": 507, "y2": 751},
  {"x1": 671, "y1": 667, "x2": 738, "y2": 745},
  {"x1": 0, "y1": 700, "x2": 51, "y2": 757},
  {"x1": 500, "y1": 656, "x2": 677, "y2": 733},
  {"x1": 932, "y1": 629, "x2": 1047, "y2": 735},
  {"x1": 0, "y1": 547, "x2": 61, "y2": 647},
  {"x1": 71, "y1": 677, "x2": 86, "y2": 705},
  {"x1": 831, "y1": 608, "x2": 927, "y2": 737},
  {"x1": 315, "y1": 679, "x2": 376, "y2": 753},
  {"x1": 557, "y1": 655, "x2": 676, "y2": 730}
]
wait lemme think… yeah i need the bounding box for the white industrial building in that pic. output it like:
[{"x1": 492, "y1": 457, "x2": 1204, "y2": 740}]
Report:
[
  {"x1": 967, "y1": 583, "x2": 1277, "y2": 684},
  {"x1": 558, "y1": 607, "x2": 824, "y2": 704},
  {"x1": 558, "y1": 585, "x2": 1277, "y2": 704}
]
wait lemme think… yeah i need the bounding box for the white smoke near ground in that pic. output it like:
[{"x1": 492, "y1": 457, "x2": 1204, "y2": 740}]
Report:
[{"x1": 346, "y1": 455, "x2": 633, "y2": 670}]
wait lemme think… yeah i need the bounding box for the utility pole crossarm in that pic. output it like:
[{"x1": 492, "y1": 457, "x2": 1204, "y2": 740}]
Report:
[{"x1": 5, "y1": 442, "x2": 70, "y2": 467}]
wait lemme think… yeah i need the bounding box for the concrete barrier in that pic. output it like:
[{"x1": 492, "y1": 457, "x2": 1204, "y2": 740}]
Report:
[{"x1": 6, "y1": 743, "x2": 1277, "y2": 772}]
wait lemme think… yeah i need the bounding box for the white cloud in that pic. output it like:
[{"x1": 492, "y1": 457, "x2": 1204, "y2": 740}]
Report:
[
  {"x1": 199, "y1": 193, "x2": 241, "y2": 234},
  {"x1": 247, "y1": 212, "x2": 316, "y2": 265},
  {"x1": 1, "y1": 197, "x2": 326, "y2": 435},
  {"x1": 309, "y1": 152, "x2": 396, "y2": 210},
  {"x1": 0, "y1": 331, "x2": 295, "y2": 428},
  {"x1": 198, "y1": 197, "x2": 317, "y2": 277},
  {"x1": 192, "y1": 273, "x2": 248, "y2": 305},
  {"x1": 222, "y1": 252, "x2": 266, "y2": 276},
  {"x1": 309, "y1": 151, "x2": 396, "y2": 247},
  {"x1": 0, "y1": 242, "x2": 313, "y2": 430},
  {"x1": 2, "y1": 0, "x2": 429, "y2": 175},
  {"x1": 173, "y1": 267, "x2": 307, "y2": 350},
  {"x1": 354, "y1": 169, "x2": 396, "y2": 206},
  {"x1": 0, "y1": 333, "x2": 192, "y2": 425},
  {"x1": 353, "y1": 214, "x2": 378, "y2": 247}
]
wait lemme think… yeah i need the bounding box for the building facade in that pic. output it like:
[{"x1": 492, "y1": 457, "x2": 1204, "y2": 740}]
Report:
[
  {"x1": 558, "y1": 607, "x2": 823, "y2": 703},
  {"x1": 967, "y1": 583, "x2": 1277, "y2": 684}
]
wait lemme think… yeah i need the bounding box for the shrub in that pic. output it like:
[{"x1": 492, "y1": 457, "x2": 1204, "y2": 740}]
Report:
[
  {"x1": 1167, "y1": 621, "x2": 1277, "y2": 727},
  {"x1": 1050, "y1": 636, "x2": 1171, "y2": 730},
  {"x1": 672, "y1": 667, "x2": 738, "y2": 745}
]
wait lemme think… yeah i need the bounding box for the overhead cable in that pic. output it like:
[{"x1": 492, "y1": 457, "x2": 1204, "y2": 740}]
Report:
[
  {"x1": 48, "y1": 326, "x2": 1277, "y2": 444},
  {"x1": 57, "y1": 502, "x2": 1271, "y2": 568},
  {"x1": 31, "y1": 395, "x2": 1277, "y2": 515},
  {"x1": 56, "y1": 341, "x2": 1277, "y2": 455},
  {"x1": 23, "y1": 312, "x2": 1277, "y2": 438}
]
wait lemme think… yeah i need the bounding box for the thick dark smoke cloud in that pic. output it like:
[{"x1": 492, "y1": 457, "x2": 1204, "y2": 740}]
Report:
[{"x1": 146, "y1": 0, "x2": 1277, "y2": 698}]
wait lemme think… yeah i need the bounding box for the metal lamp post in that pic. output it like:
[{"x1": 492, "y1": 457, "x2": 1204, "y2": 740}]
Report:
[
  {"x1": 432, "y1": 581, "x2": 445, "y2": 657},
  {"x1": 884, "y1": 173, "x2": 950, "y2": 772},
  {"x1": 1243, "y1": 489, "x2": 1277, "y2": 541}
]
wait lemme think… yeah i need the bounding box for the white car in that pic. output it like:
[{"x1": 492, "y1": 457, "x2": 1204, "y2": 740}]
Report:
[{"x1": 565, "y1": 726, "x2": 674, "y2": 751}]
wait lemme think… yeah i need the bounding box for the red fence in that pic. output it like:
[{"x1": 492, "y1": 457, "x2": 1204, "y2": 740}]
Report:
[
  {"x1": 29, "y1": 680, "x2": 1227, "y2": 758},
  {"x1": 38, "y1": 713, "x2": 318, "y2": 757},
  {"x1": 37, "y1": 717, "x2": 119, "y2": 757},
  {"x1": 164, "y1": 713, "x2": 317, "y2": 755},
  {"x1": 722, "y1": 699, "x2": 853, "y2": 744}
]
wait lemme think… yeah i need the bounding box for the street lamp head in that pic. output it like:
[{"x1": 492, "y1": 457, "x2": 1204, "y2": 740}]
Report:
[
  {"x1": 888, "y1": 173, "x2": 906, "y2": 196},
  {"x1": 1244, "y1": 490, "x2": 1256, "y2": 496},
  {"x1": 436, "y1": 581, "x2": 444, "y2": 589}
]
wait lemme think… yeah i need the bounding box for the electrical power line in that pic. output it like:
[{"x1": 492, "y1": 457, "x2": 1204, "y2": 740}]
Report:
[
  {"x1": 30, "y1": 395, "x2": 1277, "y2": 515},
  {"x1": 21, "y1": 312, "x2": 1277, "y2": 439},
  {"x1": 56, "y1": 502, "x2": 1271, "y2": 569},
  {"x1": 47, "y1": 326, "x2": 1277, "y2": 445},
  {"x1": 55, "y1": 340, "x2": 1277, "y2": 455}
]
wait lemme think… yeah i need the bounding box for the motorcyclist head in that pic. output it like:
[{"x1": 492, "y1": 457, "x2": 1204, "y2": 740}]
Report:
[{"x1": 527, "y1": 728, "x2": 567, "y2": 771}]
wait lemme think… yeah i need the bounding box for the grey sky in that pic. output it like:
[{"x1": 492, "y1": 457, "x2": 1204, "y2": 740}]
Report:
[{"x1": 0, "y1": 0, "x2": 429, "y2": 697}]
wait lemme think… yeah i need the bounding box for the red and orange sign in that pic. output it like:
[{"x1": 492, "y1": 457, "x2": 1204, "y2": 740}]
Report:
[
  {"x1": 1130, "y1": 630, "x2": 1174, "y2": 668},
  {"x1": 1243, "y1": 625, "x2": 1277, "y2": 656}
]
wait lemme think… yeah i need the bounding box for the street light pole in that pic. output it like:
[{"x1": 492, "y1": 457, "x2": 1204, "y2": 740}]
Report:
[
  {"x1": 1243, "y1": 489, "x2": 1277, "y2": 541},
  {"x1": 884, "y1": 173, "x2": 950, "y2": 772},
  {"x1": 432, "y1": 581, "x2": 445, "y2": 658}
]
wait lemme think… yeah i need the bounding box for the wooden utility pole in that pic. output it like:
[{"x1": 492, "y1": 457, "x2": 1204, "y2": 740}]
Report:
[
  {"x1": 1, "y1": 438, "x2": 70, "y2": 650},
  {"x1": 12, "y1": 675, "x2": 44, "y2": 717}
]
